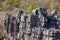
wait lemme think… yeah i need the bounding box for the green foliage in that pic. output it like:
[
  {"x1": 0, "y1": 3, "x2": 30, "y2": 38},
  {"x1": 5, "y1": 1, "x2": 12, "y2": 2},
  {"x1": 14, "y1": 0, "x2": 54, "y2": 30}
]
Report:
[
  {"x1": 2, "y1": 0, "x2": 19, "y2": 7},
  {"x1": 13, "y1": 0, "x2": 20, "y2": 8},
  {"x1": 46, "y1": 0, "x2": 54, "y2": 3},
  {"x1": 3, "y1": 0, "x2": 13, "y2": 5},
  {"x1": 2, "y1": 0, "x2": 13, "y2": 10},
  {"x1": 2, "y1": 0, "x2": 20, "y2": 10},
  {"x1": 0, "y1": 7, "x2": 3, "y2": 11},
  {"x1": 26, "y1": 3, "x2": 37, "y2": 13}
]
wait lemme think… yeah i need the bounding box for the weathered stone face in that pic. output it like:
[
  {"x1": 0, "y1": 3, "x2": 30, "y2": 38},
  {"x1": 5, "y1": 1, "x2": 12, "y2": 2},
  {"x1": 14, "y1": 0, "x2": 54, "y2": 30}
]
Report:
[{"x1": 3, "y1": 9, "x2": 60, "y2": 40}]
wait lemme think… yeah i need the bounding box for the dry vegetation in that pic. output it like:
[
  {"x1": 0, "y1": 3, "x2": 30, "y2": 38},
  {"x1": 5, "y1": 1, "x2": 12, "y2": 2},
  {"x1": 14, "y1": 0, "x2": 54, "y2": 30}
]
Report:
[{"x1": 0, "y1": 0, "x2": 60, "y2": 12}]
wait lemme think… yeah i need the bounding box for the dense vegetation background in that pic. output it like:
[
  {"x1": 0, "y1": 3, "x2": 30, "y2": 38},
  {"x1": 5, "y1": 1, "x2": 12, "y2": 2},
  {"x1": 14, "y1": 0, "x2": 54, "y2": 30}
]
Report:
[{"x1": 0, "y1": 0, "x2": 60, "y2": 12}]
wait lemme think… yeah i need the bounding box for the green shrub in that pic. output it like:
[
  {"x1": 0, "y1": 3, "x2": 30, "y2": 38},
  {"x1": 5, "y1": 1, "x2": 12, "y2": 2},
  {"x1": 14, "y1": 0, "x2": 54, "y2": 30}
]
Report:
[
  {"x1": 13, "y1": 0, "x2": 20, "y2": 8},
  {"x1": 0, "y1": 7, "x2": 3, "y2": 11},
  {"x1": 3, "y1": 0, "x2": 20, "y2": 7},
  {"x1": 26, "y1": 3, "x2": 37, "y2": 14},
  {"x1": 2, "y1": 0, "x2": 13, "y2": 5}
]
